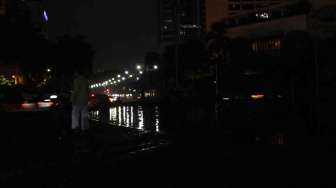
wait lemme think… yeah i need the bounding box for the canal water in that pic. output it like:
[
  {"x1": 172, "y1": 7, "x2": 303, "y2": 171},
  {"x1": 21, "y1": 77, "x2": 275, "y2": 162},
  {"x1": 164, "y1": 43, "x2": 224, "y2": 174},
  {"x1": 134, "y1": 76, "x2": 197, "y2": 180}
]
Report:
[
  {"x1": 89, "y1": 103, "x2": 215, "y2": 133},
  {"x1": 90, "y1": 105, "x2": 161, "y2": 132}
]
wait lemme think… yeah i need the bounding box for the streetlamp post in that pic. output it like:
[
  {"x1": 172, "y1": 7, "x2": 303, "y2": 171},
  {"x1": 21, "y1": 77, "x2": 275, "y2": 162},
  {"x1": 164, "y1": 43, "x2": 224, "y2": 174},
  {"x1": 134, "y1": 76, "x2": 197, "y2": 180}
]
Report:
[{"x1": 174, "y1": 0, "x2": 181, "y2": 90}]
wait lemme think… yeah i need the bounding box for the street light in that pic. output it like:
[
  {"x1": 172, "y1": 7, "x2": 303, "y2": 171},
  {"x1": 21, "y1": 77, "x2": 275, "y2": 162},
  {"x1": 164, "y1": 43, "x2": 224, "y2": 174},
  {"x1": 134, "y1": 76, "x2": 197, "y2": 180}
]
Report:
[
  {"x1": 47, "y1": 68, "x2": 51, "y2": 72},
  {"x1": 136, "y1": 65, "x2": 142, "y2": 70},
  {"x1": 154, "y1": 65, "x2": 158, "y2": 70},
  {"x1": 125, "y1": 71, "x2": 129, "y2": 75},
  {"x1": 139, "y1": 71, "x2": 143, "y2": 74},
  {"x1": 117, "y1": 74, "x2": 121, "y2": 78}
]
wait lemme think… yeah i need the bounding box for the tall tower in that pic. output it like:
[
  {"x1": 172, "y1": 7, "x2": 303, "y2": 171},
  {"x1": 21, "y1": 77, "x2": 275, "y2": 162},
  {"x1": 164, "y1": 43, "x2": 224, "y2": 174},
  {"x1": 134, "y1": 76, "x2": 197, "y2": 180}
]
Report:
[{"x1": 159, "y1": 0, "x2": 206, "y2": 43}]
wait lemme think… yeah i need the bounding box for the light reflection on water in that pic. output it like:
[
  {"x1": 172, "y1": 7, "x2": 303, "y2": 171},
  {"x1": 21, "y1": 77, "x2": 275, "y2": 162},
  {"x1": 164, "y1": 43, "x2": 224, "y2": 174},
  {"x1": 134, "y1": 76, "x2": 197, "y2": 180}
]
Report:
[{"x1": 90, "y1": 105, "x2": 160, "y2": 132}]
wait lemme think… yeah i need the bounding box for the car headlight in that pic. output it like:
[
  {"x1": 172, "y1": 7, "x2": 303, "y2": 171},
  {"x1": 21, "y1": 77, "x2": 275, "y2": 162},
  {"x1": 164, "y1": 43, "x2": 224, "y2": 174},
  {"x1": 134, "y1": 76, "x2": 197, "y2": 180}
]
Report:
[{"x1": 50, "y1": 95, "x2": 58, "y2": 99}]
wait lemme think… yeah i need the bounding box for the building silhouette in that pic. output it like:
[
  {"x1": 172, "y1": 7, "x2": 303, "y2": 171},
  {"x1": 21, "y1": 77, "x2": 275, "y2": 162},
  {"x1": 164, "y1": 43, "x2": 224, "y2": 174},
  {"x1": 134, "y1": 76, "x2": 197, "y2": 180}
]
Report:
[{"x1": 159, "y1": 0, "x2": 206, "y2": 43}]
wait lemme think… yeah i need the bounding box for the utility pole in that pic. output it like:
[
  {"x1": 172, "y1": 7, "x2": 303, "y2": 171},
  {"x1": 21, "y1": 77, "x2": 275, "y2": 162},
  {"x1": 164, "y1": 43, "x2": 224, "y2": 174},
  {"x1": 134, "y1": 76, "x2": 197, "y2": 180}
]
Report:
[
  {"x1": 174, "y1": 0, "x2": 181, "y2": 90},
  {"x1": 313, "y1": 37, "x2": 320, "y2": 136}
]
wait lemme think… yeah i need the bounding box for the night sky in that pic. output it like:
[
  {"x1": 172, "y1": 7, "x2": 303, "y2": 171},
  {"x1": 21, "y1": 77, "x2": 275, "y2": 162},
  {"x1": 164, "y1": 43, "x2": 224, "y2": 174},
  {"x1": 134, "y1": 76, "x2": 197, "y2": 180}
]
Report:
[{"x1": 46, "y1": 0, "x2": 159, "y2": 72}]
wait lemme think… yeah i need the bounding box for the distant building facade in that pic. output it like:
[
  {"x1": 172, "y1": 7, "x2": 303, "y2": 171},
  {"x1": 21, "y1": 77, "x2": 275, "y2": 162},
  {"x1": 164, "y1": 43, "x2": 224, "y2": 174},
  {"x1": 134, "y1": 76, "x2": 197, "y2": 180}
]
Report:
[
  {"x1": 217, "y1": 0, "x2": 336, "y2": 51},
  {"x1": 206, "y1": 0, "x2": 296, "y2": 31},
  {"x1": 159, "y1": 0, "x2": 206, "y2": 43}
]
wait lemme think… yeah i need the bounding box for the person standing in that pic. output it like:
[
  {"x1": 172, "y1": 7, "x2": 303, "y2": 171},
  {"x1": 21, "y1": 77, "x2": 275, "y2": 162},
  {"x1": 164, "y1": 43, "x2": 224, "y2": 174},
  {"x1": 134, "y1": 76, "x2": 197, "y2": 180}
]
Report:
[{"x1": 71, "y1": 70, "x2": 90, "y2": 133}]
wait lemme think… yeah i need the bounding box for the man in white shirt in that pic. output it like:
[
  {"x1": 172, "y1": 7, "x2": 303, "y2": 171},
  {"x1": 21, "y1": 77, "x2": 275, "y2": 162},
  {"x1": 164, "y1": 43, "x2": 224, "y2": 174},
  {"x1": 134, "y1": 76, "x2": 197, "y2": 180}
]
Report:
[{"x1": 71, "y1": 70, "x2": 90, "y2": 132}]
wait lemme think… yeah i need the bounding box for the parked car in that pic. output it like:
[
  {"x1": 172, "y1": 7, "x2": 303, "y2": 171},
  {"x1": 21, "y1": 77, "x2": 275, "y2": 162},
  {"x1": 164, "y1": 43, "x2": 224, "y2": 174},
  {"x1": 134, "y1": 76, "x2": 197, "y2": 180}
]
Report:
[
  {"x1": 0, "y1": 86, "x2": 60, "y2": 113},
  {"x1": 0, "y1": 86, "x2": 64, "y2": 157}
]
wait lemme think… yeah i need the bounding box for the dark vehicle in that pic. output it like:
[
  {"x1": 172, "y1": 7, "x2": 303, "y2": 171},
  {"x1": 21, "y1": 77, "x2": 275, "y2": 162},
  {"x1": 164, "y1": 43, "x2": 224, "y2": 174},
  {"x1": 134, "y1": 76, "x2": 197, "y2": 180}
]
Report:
[
  {"x1": 0, "y1": 86, "x2": 64, "y2": 167},
  {"x1": 0, "y1": 86, "x2": 59, "y2": 113}
]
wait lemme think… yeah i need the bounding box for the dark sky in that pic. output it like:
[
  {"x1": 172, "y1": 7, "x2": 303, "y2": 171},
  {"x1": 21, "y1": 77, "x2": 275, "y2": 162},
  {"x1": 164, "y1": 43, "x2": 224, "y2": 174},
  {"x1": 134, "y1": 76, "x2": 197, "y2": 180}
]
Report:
[{"x1": 46, "y1": 0, "x2": 159, "y2": 72}]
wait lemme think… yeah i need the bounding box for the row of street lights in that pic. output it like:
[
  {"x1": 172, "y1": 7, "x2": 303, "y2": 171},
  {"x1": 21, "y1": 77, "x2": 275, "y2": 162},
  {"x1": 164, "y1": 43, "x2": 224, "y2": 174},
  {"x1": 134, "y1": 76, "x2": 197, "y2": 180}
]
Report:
[{"x1": 90, "y1": 64, "x2": 158, "y2": 89}]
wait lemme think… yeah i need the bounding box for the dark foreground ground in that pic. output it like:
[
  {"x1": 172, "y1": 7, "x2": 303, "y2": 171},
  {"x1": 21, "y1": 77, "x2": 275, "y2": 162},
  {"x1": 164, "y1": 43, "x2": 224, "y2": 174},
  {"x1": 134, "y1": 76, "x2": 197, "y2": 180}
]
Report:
[{"x1": 1, "y1": 110, "x2": 336, "y2": 187}]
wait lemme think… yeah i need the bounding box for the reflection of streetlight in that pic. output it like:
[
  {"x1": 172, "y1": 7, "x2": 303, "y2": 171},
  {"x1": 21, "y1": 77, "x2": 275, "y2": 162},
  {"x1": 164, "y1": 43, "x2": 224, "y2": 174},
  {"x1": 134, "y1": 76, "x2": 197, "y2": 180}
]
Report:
[
  {"x1": 125, "y1": 71, "x2": 129, "y2": 75},
  {"x1": 136, "y1": 65, "x2": 142, "y2": 70},
  {"x1": 154, "y1": 65, "x2": 158, "y2": 70}
]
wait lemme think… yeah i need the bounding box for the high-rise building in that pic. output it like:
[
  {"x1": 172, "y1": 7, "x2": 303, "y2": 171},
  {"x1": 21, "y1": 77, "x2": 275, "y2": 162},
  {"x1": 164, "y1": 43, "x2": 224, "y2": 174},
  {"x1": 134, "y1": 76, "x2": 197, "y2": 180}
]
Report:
[
  {"x1": 159, "y1": 0, "x2": 206, "y2": 43},
  {"x1": 0, "y1": 0, "x2": 5, "y2": 15},
  {"x1": 206, "y1": 0, "x2": 293, "y2": 31}
]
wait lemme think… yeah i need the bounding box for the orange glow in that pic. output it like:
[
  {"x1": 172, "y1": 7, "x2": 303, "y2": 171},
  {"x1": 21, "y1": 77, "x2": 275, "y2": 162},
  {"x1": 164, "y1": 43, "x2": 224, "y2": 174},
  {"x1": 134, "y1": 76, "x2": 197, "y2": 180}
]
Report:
[{"x1": 251, "y1": 94, "x2": 265, "y2": 100}]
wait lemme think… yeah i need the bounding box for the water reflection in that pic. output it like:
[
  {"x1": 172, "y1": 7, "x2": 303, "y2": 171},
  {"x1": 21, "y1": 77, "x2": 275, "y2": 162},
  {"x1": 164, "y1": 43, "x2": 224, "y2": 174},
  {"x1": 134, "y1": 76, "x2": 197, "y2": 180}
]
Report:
[{"x1": 90, "y1": 105, "x2": 161, "y2": 132}]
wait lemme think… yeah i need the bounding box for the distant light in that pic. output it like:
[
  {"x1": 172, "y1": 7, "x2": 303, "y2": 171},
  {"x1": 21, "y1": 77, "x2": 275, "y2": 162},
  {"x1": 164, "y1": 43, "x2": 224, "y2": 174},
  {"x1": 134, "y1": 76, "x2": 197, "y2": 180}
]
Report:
[
  {"x1": 122, "y1": 77, "x2": 125, "y2": 80},
  {"x1": 136, "y1": 77, "x2": 140, "y2": 81},
  {"x1": 251, "y1": 94, "x2": 265, "y2": 100},
  {"x1": 109, "y1": 80, "x2": 112, "y2": 82},
  {"x1": 118, "y1": 80, "x2": 121, "y2": 82},
  {"x1": 112, "y1": 78, "x2": 115, "y2": 80},
  {"x1": 50, "y1": 95, "x2": 58, "y2": 99},
  {"x1": 129, "y1": 75, "x2": 133, "y2": 78},
  {"x1": 139, "y1": 71, "x2": 143, "y2": 74},
  {"x1": 12, "y1": 75, "x2": 16, "y2": 79},
  {"x1": 125, "y1": 71, "x2": 129, "y2": 75},
  {"x1": 21, "y1": 102, "x2": 36, "y2": 109},
  {"x1": 136, "y1": 65, "x2": 142, "y2": 70},
  {"x1": 154, "y1": 65, "x2": 158, "y2": 70},
  {"x1": 38, "y1": 101, "x2": 54, "y2": 108},
  {"x1": 223, "y1": 97, "x2": 230, "y2": 101},
  {"x1": 43, "y1": 10, "x2": 49, "y2": 22},
  {"x1": 117, "y1": 75, "x2": 121, "y2": 78},
  {"x1": 47, "y1": 68, "x2": 51, "y2": 72}
]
